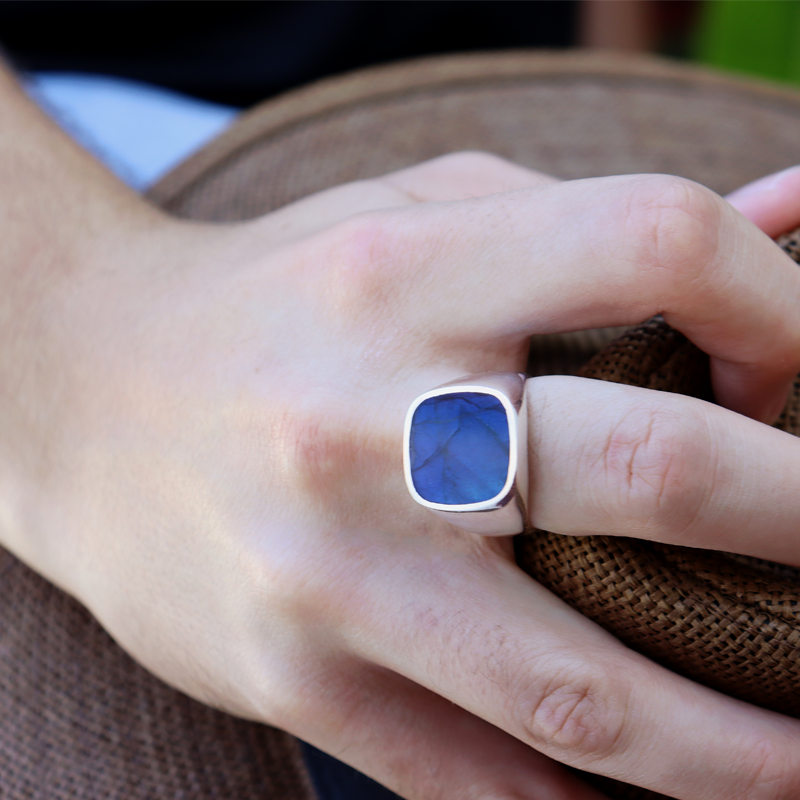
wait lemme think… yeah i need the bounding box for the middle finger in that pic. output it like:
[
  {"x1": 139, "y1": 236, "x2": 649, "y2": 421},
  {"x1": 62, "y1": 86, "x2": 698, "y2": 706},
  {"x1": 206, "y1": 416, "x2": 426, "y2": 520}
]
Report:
[{"x1": 332, "y1": 173, "x2": 800, "y2": 421}]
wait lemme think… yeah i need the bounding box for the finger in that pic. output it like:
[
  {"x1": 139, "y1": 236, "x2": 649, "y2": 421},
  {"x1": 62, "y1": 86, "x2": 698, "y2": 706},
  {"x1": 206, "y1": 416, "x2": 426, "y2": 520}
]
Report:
[
  {"x1": 252, "y1": 152, "x2": 559, "y2": 245},
  {"x1": 282, "y1": 656, "x2": 607, "y2": 800},
  {"x1": 726, "y1": 165, "x2": 800, "y2": 237},
  {"x1": 340, "y1": 173, "x2": 800, "y2": 421},
  {"x1": 526, "y1": 375, "x2": 800, "y2": 567},
  {"x1": 379, "y1": 151, "x2": 559, "y2": 201},
  {"x1": 335, "y1": 534, "x2": 800, "y2": 800}
]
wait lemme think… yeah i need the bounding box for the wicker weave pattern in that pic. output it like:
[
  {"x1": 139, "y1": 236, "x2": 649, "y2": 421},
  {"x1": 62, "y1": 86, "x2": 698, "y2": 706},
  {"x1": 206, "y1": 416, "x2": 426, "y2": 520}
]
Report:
[{"x1": 0, "y1": 546, "x2": 315, "y2": 799}]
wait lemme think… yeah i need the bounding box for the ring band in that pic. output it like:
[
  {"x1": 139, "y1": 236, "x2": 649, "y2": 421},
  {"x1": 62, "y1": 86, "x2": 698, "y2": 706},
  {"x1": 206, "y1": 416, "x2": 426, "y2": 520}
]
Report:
[{"x1": 403, "y1": 372, "x2": 528, "y2": 536}]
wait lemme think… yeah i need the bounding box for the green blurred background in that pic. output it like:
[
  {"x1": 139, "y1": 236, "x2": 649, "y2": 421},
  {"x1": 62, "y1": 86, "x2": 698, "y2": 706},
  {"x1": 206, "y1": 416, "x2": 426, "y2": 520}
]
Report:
[
  {"x1": 695, "y1": 0, "x2": 800, "y2": 85},
  {"x1": 581, "y1": 0, "x2": 800, "y2": 89}
]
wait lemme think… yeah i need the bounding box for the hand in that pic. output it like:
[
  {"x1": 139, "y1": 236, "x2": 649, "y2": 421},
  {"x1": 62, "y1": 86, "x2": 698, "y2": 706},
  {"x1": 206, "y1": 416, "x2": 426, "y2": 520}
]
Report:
[{"x1": 6, "y1": 147, "x2": 800, "y2": 800}]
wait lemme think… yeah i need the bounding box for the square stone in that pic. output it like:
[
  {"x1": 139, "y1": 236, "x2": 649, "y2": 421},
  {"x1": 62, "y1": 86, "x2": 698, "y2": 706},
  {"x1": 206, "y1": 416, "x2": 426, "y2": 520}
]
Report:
[{"x1": 408, "y1": 391, "x2": 511, "y2": 505}]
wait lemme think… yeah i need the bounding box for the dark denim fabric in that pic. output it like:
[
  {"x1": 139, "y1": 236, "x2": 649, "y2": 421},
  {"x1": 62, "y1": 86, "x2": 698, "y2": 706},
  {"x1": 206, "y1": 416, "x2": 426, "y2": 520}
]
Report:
[{"x1": 301, "y1": 742, "x2": 403, "y2": 800}]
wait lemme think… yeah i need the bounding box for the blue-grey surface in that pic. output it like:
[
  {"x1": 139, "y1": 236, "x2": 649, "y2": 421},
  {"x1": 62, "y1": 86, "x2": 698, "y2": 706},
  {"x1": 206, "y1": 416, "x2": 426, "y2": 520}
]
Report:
[
  {"x1": 27, "y1": 73, "x2": 237, "y2": 190},
  {"x1": 409, "y1": 392, "x2": 510, "y2": 505}
]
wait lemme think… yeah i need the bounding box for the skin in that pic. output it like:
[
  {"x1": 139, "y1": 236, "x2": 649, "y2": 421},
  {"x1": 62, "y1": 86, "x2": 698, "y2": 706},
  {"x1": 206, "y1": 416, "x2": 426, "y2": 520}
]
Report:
[{"x1": 3, "y1": 61, "x2": 800, "y2": 800}]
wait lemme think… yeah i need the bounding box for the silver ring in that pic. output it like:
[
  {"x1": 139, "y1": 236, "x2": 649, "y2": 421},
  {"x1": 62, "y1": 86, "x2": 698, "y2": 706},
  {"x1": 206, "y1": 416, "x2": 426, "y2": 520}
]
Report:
[{"x1": 403, "y1": 372, "x2": 528, "y2": 536}]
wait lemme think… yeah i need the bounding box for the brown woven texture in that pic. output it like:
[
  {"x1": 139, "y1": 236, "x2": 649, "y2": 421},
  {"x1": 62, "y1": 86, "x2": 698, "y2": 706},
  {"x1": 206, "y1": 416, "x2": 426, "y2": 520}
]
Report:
[
  {"x1": 0, "y1": 543, "x2": 315, "y2": 799},
  {"x1": 7, "y1": 50, "x2": 800, "y2": 799}
]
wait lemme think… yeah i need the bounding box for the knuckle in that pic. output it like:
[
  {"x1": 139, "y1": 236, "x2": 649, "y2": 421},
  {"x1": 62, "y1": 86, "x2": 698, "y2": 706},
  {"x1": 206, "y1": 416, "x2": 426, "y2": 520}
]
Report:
[
  {"x1": 235, "y1": 409, "x2": 373, "y2": 601},
  {"x1": 519, "y1": 658, "x2": 629, "y2": 766},
  {"x1": 624, "y1": 175, "x2": 722, "y2": 284},
  {"x1": 436, "y1": 149, "x2": 513, "y2": 173},
  {"x1": 321, "y1": 211, "x2": 406, "y2": 319},
  {"x1": 596, "y1": 402, "x2": 710, "y2": 540},
  {"x1": 736, "y1": 738, "x2": 800, "y2": 800},
  {"x1": 284, "y1": 411, "x2": 385, "y2": 528}
]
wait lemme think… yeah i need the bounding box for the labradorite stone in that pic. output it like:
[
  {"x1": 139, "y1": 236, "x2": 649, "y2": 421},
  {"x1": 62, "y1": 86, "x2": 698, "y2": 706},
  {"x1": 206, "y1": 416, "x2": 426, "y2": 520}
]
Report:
[{"x1": 409, "y1": 391, "x2": 510, "y2": 505}]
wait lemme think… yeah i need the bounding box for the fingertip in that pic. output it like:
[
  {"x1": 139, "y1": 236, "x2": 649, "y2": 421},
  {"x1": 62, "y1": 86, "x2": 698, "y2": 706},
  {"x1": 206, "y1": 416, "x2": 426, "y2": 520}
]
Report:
[
  {"x1": 380, "y1": 151, "x2": 559, "y2": 202},
  {"x1": 726, "y1": 165, "x2": 800, "y2": 238}
]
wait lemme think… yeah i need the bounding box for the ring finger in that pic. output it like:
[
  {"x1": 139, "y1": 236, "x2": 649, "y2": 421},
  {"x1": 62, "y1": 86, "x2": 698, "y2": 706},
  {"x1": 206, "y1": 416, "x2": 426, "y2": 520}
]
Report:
[{"x1": 525, "y1": 374, "x2": 800, "y2": 567}]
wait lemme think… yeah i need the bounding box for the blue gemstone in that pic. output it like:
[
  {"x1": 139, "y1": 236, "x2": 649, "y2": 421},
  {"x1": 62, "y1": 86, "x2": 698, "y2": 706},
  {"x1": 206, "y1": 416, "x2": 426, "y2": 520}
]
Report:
[{"x1": 409, "y1": 391, "x2": 511, "y2": 505}]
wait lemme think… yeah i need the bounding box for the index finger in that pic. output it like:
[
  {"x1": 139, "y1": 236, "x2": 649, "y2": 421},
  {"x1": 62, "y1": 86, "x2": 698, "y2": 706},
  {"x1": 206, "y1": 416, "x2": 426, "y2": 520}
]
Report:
[{"x1": 329, "y1": 174, "x2": 800, "y2": 422}]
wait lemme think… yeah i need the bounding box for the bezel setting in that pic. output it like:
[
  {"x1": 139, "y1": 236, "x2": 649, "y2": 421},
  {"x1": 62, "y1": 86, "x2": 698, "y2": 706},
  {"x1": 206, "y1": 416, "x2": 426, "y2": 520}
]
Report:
[{"x1": 403, "y1": 372, "x2": 528, "y2": 536}]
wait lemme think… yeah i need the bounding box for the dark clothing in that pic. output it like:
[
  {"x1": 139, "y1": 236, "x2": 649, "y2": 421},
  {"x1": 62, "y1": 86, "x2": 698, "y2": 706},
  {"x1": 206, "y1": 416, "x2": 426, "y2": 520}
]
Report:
[{"x1": 0, "y1": 0, "x2": 576, "y2": 106}]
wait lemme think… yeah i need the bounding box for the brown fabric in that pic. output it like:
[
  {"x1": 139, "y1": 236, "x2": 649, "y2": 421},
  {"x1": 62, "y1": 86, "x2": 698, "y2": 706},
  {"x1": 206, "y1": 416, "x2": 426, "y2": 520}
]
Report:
[
  {"x1": 0, "y1": 547, "x2": 315, "y2": 799},
  {"x1": 8, "y1": 50, "x2": 800, "y2": 799}
]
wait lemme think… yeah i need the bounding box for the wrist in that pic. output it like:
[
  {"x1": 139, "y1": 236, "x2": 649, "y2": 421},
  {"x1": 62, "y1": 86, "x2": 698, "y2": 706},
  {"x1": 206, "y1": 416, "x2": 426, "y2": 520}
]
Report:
[{"x1": 0, "y1": 209, "x2": 185, "y2": 585}]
